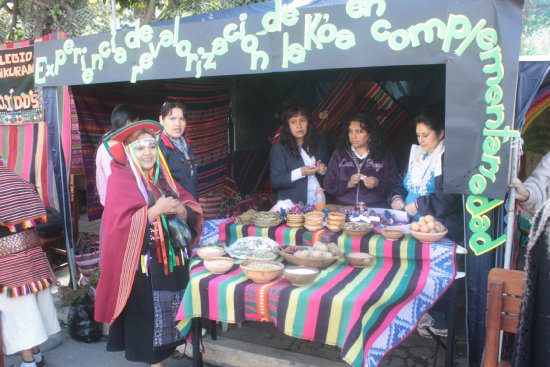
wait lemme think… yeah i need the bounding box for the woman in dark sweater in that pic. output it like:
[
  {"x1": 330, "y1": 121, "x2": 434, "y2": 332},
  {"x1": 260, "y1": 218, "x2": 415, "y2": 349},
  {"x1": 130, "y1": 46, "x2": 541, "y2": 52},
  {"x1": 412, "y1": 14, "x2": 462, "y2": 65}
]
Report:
[
  {"x1": 324, "y1": 113, "x2": 398, "y2": 208},
  {"x1": 269, "y1": 104, "x2": 328, "y2": 205},
  {"x1": 157, "y1": 100, "x2": 198, "y2": 199},
  {"x1": 390, "y1": 110, "x2": 463, "y2": 242}
]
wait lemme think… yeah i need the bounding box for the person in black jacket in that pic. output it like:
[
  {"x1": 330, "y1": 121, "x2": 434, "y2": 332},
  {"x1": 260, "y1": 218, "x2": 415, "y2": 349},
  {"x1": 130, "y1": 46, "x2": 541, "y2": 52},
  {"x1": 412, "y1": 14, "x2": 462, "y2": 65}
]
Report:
[
  {"x1": 157, "y1": 100, "x2": 198, "y2": 199},
  {"x1": 269, "y1": 103, "x2": 328, "y2": 205},
  {"x1": 390, "y1": 110, "x2": 463, "y2": 242}
]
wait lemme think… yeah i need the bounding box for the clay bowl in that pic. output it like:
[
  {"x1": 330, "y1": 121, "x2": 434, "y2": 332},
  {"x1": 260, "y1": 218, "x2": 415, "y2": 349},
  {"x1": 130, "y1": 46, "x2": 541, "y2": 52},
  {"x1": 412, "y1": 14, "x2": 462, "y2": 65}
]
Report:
[
  {"x1": 197, "y1": 246, "x2": 225, "y2": 260},
  {"x1": 342, "y1": 222, "x2": 373, "y2": 238},
  {"x1": 284, "y1": 266, "x2": 320, "y2": 287},
  {"x1": 246, "y1": 251, "x2": 278, "y2": 263},
  {"x1": 380, "y1": 227, "x2": 405, "y2": 241},
  {"x1": 345, "y1": 252, "x2": 375, "y2": 268},
  {"x1": 240, "y1": 261, "x2": 284, "y2": 283},
  {"x1": 204, "y1": 257, "x2": 234, "y2": 274},
  {"x1": 410, "y1": 229, "x2": 448, "y2": 243}
]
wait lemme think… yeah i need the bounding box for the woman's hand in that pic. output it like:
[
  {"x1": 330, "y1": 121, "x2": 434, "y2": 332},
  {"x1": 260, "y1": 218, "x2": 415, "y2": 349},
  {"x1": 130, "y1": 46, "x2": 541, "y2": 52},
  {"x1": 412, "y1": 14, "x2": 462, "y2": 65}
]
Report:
[
  {"x1": 510, "y1": 178, "x2": 530, "y2": 202},
  {"x1": 363, "y1": 176, "x2": 379, "y2": 189},
  {"x1": 316, "y1": 163, "x2": 326, "y2": 175},
  {"x1": 405, "y1": 201, "x2": 418, "y2": 216},
  {"x1": 175, "y1": 203, "x2": 189, "y2": 222},
  {"x1": 347, "y1": 173, "x2": 362, "y2": 188},
  {"x1": 391, "y1": 197, "x2": 405, "y2": 210},
  {"x1": 301, "y1": 165, "x2": 317, "y2": 176},
  {"x1": 148, "y1": 196, "x2": 180, "y2": 220}
]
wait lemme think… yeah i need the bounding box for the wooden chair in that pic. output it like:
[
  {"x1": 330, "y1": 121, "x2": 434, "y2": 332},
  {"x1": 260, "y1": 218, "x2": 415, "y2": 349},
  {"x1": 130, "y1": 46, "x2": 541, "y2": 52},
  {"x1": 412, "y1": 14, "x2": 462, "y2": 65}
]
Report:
[{"x1": 484, "y1": 268, "x2": 525, "y2": 367}]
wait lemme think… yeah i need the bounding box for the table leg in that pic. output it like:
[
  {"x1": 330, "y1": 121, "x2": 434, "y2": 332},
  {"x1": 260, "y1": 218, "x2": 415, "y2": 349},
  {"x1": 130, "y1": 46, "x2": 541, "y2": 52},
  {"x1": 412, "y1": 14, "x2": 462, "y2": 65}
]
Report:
[
  {"x1": 445, "y1": 277, "x2": 462, "y2": 367},
  {"x1": 192, "y1": 318, "x2": 203, "y2": 367},
  {"x1": 211, "y1": 319, "x2": 217, "y2": 340}
]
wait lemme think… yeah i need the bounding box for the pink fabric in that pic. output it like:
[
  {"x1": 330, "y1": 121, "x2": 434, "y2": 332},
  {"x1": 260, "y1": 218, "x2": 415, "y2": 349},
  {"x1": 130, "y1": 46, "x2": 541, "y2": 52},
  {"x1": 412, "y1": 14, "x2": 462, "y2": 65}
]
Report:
[
  {"x1": 95, "y1": 143, "x2": 111, "y2": 206},
  {"x1": 362, "y1": 243, "x2": 431, "y2": 363}
]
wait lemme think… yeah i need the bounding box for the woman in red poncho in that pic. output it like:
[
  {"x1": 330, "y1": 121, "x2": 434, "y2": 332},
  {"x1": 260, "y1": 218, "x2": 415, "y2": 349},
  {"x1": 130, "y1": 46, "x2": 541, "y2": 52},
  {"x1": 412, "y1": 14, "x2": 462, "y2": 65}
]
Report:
[{"x1": 94, "y1": 120, "x2": 203, "y2": 367}]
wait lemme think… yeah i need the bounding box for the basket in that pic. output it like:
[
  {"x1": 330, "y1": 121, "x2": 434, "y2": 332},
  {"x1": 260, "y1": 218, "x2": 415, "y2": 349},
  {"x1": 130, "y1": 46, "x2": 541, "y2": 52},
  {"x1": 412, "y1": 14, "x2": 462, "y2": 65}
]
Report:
[
  {"x1": 75, "y1": 233, "x2": 100, "y2": 280},
  {"x1": 276, "y1": 246, "x2": 339, "y2": 268}
]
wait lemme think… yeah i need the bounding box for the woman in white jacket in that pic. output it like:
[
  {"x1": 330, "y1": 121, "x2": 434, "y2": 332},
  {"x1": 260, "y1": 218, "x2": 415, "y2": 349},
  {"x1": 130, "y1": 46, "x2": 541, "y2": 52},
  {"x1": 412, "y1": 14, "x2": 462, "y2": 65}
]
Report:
[{"x1": 511, "y1": 151, "x2": 550, "y2": 215}]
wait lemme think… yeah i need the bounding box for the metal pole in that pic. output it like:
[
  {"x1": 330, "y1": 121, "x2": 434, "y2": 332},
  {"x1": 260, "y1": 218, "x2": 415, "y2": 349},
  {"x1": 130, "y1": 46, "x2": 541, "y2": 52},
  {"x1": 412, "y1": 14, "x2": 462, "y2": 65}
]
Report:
[{"x1": 504, "y1": 137, "x2": 519, "y2": 270}]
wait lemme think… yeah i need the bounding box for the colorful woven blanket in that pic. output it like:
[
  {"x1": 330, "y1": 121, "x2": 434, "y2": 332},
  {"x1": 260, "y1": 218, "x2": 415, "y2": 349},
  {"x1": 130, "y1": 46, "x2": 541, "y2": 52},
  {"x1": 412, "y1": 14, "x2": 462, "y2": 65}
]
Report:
[
  {"x1": 0, "y1": 31, "x2": 70, "y2": 209},
  {"x1": 177, "y1": 220, "x2": 455, "y2": 367}
]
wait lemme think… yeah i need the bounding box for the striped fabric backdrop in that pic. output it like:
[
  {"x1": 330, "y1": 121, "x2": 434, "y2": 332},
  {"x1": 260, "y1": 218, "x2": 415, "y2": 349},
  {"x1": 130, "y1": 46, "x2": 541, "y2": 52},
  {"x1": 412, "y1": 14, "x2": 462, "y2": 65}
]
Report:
[
  {"x1": 166, "y1": 78, "x2": 231, "y2": 196},
  {"x1": 176, "y1": 224, "x2": 455, "y2": 367},
  {"x1": 270, "y1": 70, "x2": 411, "y2": 157},
  {"x1": 311, "y1": 69, "x2": 411, "y2": 154},
  {"x1": 0, "y1": 31, "x2": 70, "y2": 209}
]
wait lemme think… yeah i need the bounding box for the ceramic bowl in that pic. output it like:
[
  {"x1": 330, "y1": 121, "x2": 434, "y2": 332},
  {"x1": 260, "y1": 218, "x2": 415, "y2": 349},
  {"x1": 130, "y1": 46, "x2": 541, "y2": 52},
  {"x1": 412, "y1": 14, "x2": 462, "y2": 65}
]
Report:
[
  {"x1": 246, "y1": 251, "x2": 278, "y2": 262},
  {"x1": 204, "y1": 257, "x2": 234, "y2": 274},
  {"x1": 345, "y1": 252, "x2": 375, "y2": 268},
  {"x1": 240, "y1": 261, "x2": 284, "y2": 283},
  {"x1": 342, "y1": 222, "x2": 373, "y2": 238},
  {"x1": 410, "y1": 229, "x2": 448, "y2": 243},
  {"x1": 284, "y1": 266, "x2": 319, "y2": 287},
  {"x1": 197, "y1": 246, "x2": 225, "y2": 260},
  {"x1": 380, "y1": 227, "x2": 405, "y2": 241}
]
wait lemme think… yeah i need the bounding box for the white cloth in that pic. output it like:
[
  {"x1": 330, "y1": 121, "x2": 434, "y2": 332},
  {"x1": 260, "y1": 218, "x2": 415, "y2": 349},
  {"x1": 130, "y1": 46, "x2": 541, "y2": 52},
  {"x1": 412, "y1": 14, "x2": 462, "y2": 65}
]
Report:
[
  {"x1": 0, "y1": 288, "x2": 60, "y2": 354},
  {"x1": 406, "y1": 141, "x2": 445, "y2": 196},
  {"x1": 289, "y1": 147, "x2": 320, "y2": 205},
  {"x1": 522, "y1": 150, "x2": 550, "y2": 216},
  {"x1": 95, "y1": 143, "x2": 112, "y2": 206},
  {"x1": 351, "y1": 146, "x2": 369, "y2": 160}
]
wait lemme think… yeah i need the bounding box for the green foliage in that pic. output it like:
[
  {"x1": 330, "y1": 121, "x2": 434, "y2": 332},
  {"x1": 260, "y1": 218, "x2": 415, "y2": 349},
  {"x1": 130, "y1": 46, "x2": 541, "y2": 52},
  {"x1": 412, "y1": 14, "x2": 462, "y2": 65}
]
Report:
[{"x1": 56, "y1": 267, "x2": 101, "y2": 308}]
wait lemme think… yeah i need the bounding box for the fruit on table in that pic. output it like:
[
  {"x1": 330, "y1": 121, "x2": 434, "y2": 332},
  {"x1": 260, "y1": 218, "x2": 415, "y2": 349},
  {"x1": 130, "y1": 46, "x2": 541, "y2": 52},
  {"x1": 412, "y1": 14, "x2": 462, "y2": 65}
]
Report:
[{"x1": 410, "y1": 215, "x2": 446, "y2": 233}]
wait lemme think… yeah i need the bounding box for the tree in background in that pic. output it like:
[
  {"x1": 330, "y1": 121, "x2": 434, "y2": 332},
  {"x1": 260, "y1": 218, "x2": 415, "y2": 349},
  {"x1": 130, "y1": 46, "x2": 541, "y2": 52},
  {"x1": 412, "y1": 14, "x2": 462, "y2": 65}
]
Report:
[{"x1": 0, "y1": 0, "x2": 265, "y2": 42}]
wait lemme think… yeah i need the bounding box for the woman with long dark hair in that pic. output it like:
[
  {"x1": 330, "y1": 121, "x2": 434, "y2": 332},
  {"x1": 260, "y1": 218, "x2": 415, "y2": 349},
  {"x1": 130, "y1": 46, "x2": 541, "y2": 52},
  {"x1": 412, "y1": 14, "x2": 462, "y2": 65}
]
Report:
[
  {"x1": 269, "y1": 103, "x2": 328, "y2": 204},
  {"x1": 324, "y1": 112, "x2": 398, "y2": 207},
  {"x1": 157, "y1": 100, "x2": 198, "y2": 200},
  {"x1": 95, "y1": 120, "x2": 203, "y2": 367}
]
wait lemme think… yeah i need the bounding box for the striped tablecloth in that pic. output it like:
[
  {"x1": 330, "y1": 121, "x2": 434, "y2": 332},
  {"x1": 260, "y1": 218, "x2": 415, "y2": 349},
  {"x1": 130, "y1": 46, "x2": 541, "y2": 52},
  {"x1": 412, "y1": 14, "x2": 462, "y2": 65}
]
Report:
[{"x1": 177, "y1": 219, "x2": 455, "y2": 367}]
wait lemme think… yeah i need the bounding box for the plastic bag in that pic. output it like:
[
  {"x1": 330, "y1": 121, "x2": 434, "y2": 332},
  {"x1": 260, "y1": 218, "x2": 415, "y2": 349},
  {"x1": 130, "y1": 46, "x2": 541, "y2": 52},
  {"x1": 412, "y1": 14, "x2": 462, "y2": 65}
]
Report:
[{"x1": 68, "y1": 293, "x2": 102, "y2": 343}]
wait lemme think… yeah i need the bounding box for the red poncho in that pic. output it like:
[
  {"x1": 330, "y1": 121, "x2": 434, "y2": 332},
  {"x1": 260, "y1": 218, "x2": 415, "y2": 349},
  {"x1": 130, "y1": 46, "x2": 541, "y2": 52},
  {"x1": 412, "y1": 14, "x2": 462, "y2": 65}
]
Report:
[{"x1": 94, "y1": 162, "x2": 203, "y2": 324}]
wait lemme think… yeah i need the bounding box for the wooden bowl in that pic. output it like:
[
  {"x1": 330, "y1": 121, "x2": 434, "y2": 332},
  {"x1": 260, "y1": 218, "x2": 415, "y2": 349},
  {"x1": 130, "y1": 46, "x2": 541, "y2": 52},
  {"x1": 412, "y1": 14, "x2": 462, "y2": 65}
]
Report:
[
  {"x1": 276, "y1": 246, "x2": 340, "y2": 268},
  {"x1": 345, "y1": 252, "x2": 374, "y2": 268},
  {"x1": 240, "y1": 261, "x2": 284, "y2": 283},
  {"x1": 246, "y1": 251, "x2": 278, "y2": 262},
  {"x1": 204, "y1": 257, "x2": 234, "y2": 274},
  {"x1": 284, "y1": 266, "x2": 319, "y2": 287},
  {"x1": 342, "y1": 222, "x2": 373, "y2": 238},
  {"x1": 197, "y1": 246, "x2": 225, "y2": 260},
  {"x1": 410, "y1": 229, "x2": 448, "y2": 243},
  {"x1": 380, "y1": 227, "x2": 405, "y2": 241}
]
